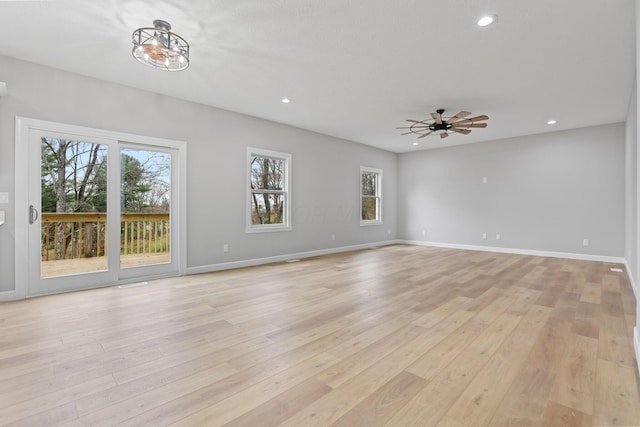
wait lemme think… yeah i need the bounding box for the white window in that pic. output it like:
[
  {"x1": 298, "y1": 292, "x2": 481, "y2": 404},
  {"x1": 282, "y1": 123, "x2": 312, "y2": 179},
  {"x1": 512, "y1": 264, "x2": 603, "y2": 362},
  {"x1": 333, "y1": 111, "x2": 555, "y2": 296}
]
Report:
[
  {"x1": 360, "y1": 166, "x2": 382, "y2": 225},
  {"x1": 246, "y1": 148, "x2": 292, "y2": 233}
]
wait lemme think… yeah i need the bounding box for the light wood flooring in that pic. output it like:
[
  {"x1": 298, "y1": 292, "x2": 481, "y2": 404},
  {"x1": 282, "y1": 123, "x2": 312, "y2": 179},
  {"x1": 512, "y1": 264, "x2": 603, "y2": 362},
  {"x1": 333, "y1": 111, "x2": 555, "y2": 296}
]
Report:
[{"x1": 1, "y1": 244, "x2": 639, "y2": 426}]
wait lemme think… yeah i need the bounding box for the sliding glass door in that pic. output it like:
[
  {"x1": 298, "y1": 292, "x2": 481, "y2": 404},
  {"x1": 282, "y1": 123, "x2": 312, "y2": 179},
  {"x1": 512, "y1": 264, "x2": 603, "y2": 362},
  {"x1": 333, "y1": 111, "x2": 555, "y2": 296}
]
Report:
[{"x1": 18, "y1": 119, "x2": 184, "y2": 297}]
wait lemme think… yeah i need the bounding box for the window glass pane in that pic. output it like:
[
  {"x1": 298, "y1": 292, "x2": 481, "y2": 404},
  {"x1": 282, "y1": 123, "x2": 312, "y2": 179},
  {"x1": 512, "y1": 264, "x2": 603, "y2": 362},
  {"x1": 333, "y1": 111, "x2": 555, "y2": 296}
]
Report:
[
  {"x1": 250, "y1": 156, "x2": 284, "y2": 191},
  {"x1": 251, "y1": 193, "x2": 286, "y2": 225},
  {"x1": 361, "y1": 172, "x2": 377, "y2": 196},
  {"x1": 40, "y1": 138, "x2": 108, "y2": 277},
  {"x1": 361, "y1": 197, "x2": 378, "y2": 221},
  {"x1": 120, "y1": 148, "x2": 171, "y2": 268}
]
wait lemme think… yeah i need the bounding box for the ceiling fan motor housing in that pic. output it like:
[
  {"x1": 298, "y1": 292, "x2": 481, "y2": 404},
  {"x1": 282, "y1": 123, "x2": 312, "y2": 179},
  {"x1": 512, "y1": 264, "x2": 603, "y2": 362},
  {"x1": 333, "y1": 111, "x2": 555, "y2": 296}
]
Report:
[
  {"x1": 430, "y1": 111, "x2": 451, "y2": 131},
  {"x1": 429, "y1": 122, "x2": 452, "y2": 131}
]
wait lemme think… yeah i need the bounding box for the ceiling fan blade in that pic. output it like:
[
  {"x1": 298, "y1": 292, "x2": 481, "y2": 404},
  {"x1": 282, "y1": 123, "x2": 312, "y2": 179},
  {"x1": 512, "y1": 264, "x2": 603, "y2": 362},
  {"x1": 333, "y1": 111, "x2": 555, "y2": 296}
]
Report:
[
  {"x1": 397, "y1": 125, "x2": 429, "y2": 129},
  {"x1": 447, "y1": 111, "x2": 471, "y2": 123},
  {"x1": 451, "y1": 120, "x2": 472, "y2": 127},
  {"x1": 431, "y1": 112, "x2": 442, "y2": 124},
  {"x1": 440, "y1": 132, "x2": 448, "y2": 139},
  {"x1": 453, "y1": 111, "x2": 471, "y2": 118},
  {"x1": 468, "y1": 115, "x2": 489, "y2": 122},
  {"x1": 418, "y1": 131, "x2": 433, "y2": 139},
  {"x1": 467, "y1": 123, "x2": 487, "y2": 128},
  {"x1": 450, "y1": 128, "x2": 471, "y2": 135}
]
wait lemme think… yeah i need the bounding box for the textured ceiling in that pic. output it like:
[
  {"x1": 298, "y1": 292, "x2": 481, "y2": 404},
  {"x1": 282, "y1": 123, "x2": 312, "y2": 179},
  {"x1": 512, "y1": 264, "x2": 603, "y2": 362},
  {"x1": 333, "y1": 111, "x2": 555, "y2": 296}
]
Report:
[{"x1": 0, "y1": 0, "x2": 635, "y2": 152}]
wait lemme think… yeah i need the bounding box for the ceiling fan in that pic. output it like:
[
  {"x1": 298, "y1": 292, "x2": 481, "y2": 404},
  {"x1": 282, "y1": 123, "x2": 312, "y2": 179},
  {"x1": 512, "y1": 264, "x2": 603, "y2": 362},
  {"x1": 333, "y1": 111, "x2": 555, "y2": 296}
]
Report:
[{"x1": 397, "y1": 108, "x2": 489, "y2": 140}]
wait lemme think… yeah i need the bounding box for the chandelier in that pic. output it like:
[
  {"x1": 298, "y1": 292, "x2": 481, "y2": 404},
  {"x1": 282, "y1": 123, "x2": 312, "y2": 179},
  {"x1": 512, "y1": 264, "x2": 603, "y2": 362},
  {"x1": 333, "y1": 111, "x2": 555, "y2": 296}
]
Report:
[{"x1": 132, "y1": 20, "x2": 189, "y2": 71}]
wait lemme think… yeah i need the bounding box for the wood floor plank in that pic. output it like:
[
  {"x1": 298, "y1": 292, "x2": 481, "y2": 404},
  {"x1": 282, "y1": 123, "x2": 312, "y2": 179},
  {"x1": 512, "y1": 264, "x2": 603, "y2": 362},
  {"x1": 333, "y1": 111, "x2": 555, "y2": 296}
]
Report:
[
  {"x1": 0, "y1": 374, "x2": 114, "y2": 424},
  {"x1": 548, "y1": 334, "x2": 599, "y2": 415},
  {"x1": 405, "y1": 316, "x2": 486, "y2": 381},
  {"x1": 486, "y1": 363, "x2": 552, "y2": 427},
  {"x1": 329, "y1": 371, "x2": 428, "y2": 427},
  {"x1": 541, "y1": 401, "x2": 592, "y2": 427},
  {"x1": 444, "y1": 305, "x2": 552, "y2": 427},
  {"x1": 0, "y1": 245, "x2": 635, "y2": 426},
  {"x1": 277, "y1": 348, "x2": 421, "y2": 427},
  {"x1": 382, "y1": 311, "x2": 524, "y2": 427},
  {"x1": 592, "y1": 359, "x2": 640, "y2": 426},
  {"x1": 170, "y1": 352, "x2": 340, "y2": 426},
  {"x1": 221, "y1": 378, "x2": 332, "y2": 427},
  {"x1": 63, "y1": 362, "x2": 237, "y2": 426}
]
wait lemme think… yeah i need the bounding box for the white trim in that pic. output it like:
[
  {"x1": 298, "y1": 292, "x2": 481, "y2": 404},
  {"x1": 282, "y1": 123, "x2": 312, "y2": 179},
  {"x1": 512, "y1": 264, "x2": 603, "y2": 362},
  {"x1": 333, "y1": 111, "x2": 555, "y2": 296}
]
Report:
[
  {"x1": 360, "y1": 166, "x2": 383, "y2": 226},
  {"x1": 187, "y1": 240, "x2": 627, "y2": 278},
  {"x1": 399, "y1": 240, "x2": 626, "y2": 264},
  {"x1": 635, "y1": 327, "x2": 640, "y2": 379},
  {"x1": 623, "y1": 258, "x2": 639, "y2": 300},
  {"x1": 0, "y1": 290, "x2": 17, "y2": 302},
  {"x1": 14, "y1": 117, "x2": 29, "y2": 300},
  {"x1": 246, "y1": 147, "x2": 292, "y2": 233},
  {"x1": 186, "y1": 240, "x2": 399, "y2": 275}
]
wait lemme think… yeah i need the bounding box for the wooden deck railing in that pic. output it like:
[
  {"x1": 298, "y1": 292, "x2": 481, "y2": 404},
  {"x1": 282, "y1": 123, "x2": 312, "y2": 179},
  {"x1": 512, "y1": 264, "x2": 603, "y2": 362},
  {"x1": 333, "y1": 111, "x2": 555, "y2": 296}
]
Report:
[{"x1": 41, "y1": 212, "x2": 170, "y2": 261}]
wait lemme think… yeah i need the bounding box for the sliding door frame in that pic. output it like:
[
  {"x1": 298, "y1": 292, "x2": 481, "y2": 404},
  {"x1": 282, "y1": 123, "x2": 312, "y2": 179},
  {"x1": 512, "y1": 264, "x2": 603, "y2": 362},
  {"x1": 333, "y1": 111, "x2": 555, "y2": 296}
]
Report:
[{"x1": 14, "y1": 117, "x2": 187, "y2": 298}]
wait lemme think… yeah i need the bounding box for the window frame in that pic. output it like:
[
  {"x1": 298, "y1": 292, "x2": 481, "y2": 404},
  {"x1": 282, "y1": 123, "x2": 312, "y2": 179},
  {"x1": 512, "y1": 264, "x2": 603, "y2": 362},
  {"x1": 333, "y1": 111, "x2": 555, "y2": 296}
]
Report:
[
  {"x1": 360, "y1": 166, "x2": 383, "y2": 226},
  {"x1": 246, "y1": 147, "x2": 292, "y2": 233}
]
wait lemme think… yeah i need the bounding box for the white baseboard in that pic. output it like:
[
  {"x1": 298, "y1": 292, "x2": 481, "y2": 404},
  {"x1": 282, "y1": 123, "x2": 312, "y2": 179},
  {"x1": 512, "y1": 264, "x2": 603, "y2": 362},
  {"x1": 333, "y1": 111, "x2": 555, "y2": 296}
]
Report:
[
  {"x1": 623, "y1": 259, "x2": 639, "y2": 301},
  {"x1": 186, "y1": 240, "x2": 400, "y2": 275},
  {"x1": 399, "y1": 240, "x2": 626, "y2": 264},
  {"x1": 0, "y1": 290, "x2": 17, "y2": 302},
  {"x1": 635, "y1": 327, "x2": 640, "y2": 378}
]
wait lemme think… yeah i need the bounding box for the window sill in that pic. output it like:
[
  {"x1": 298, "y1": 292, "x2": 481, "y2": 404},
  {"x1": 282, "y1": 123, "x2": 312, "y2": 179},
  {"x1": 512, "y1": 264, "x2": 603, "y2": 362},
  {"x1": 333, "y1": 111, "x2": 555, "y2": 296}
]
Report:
[
  {"x1": 360, "y1": 220, "x2": 383, "y2": 226},
  {"x1": 245, "y1": 225, "x2": 293, "y2": 234}
]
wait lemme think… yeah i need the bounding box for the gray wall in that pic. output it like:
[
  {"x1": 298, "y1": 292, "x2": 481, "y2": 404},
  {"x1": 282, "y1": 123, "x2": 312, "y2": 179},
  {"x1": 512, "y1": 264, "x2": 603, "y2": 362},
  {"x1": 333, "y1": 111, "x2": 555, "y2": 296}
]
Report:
[
  {"x1": 626, "y1": 81, "x2": 638, "y2": 290},
  {"x1": 0, "y1": 55, "x2": 397, "y2": 293},
  {"x1": 397, "y1": 124, "x2": 626, "y2": 257}
]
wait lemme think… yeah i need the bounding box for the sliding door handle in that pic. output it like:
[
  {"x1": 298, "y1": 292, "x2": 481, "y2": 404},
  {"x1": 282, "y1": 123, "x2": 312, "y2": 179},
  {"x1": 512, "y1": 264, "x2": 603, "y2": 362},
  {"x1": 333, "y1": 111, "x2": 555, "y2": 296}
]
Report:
[{"x1": 29, "y1": 205, "x2": 39, "y2": 224}]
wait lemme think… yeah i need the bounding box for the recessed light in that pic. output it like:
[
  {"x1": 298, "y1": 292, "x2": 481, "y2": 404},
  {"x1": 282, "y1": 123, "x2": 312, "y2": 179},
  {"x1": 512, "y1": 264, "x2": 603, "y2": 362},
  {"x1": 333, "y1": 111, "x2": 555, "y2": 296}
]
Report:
[
  {"x1": 412, "y1": 142, "x2": 419, "y2": 146},
  {"x1": 477, "y1": 15, "x2": 495, "y2": 27},
  {"x1": 281, "y1": 98, "x2": 291, "y2": 104},
  {"x1": 547, "y1": 119, "x2": 557, "y2": 125}
]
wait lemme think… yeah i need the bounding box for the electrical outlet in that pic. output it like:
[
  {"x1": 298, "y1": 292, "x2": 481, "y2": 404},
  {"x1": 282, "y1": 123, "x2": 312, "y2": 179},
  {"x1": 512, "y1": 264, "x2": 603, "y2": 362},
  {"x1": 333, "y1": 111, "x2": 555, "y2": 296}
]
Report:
[
  {"x1": 421, "y1": 229, "x2": 426, "y2": 237},
  {"x1": 331, "y1": 234, "x2": 336, "y2": 241},
  {"x1": 223, "y1": 244, "x2": 229, "y2": 252},
  {"x1": 0, "y1": 192, "x2": 8, "y2": 204},
  {"x1": 482, "y1": 177, "x2": 488, "y2": 184},
  {"x1": 387, "y1": 229, "x2": 391, "y2": 235},
  {"x1": 482, "y1": 233, "x2": 487, "y2": 239},
  {"x1": 496, "y1": 233, "x2": 501, "y2": 240},
  {"x1": 582, "y1": 239, "x2": 589, "y2": 247}
]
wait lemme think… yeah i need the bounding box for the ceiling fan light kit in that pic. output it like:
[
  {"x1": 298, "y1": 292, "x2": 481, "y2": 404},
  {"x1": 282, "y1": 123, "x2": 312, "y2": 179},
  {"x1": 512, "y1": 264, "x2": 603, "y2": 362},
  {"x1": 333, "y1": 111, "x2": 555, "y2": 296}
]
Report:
[
  {"x1": 397, "y1": 108, "x2": 489, "y2": 141},
  {"x1": 132, "y1": 20, "x2": 190, "y2": 72}
]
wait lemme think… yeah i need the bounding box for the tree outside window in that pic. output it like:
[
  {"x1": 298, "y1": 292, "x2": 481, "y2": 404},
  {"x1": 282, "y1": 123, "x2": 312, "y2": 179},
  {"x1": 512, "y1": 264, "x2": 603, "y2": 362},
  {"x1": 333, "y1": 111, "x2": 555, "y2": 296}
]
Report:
[
  {"x1": 360, "y1": 166, "x2": 382, "y2": 225},
  {"x1": 247, "y1": 148, "x2": 291, "y2": 232}
]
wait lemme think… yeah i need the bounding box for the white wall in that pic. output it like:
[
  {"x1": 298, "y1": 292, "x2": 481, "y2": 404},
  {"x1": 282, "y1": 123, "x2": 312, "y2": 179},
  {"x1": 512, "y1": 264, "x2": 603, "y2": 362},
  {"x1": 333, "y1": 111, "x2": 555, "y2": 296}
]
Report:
[
  {"x1": 397, "y1": 124, "x2": 626, "y2": 257},
  {"x1": 0, "y1": 55, "x2": 397, "y2": 294}
]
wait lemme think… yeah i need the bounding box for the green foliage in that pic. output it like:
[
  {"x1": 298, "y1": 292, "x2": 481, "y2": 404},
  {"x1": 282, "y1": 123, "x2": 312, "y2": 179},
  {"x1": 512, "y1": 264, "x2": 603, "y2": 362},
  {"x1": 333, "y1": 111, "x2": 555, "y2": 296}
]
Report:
[{"x1": 120, "y1": 154, "x2": 151, "y2": 213}]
